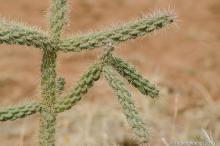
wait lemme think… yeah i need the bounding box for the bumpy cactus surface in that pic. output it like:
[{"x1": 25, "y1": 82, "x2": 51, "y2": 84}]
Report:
[{"x1": 0, "y1": 0, "x2": 175, "y2": 145}]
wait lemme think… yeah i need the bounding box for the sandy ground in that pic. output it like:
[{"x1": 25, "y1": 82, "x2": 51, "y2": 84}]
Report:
[{"x1": 0, "y1": 0, "x2": 220, "y2": 146}]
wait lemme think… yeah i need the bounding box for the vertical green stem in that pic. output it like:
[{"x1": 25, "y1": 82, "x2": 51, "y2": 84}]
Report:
[
  {"x1": 39, "y1": 0, "x2": 66, "y2": 145},
  {"x1": 39, "y1": 48, "x2": 57, "y2": 146}
]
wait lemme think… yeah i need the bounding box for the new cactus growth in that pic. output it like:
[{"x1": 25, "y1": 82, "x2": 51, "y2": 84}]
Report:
[{"x1": 0, "y1": 0, "x2": 175, "y2": 145}]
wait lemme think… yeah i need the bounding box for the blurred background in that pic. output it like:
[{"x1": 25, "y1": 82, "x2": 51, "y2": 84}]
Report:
[{"x1": 0, "y1": 0, "x2": 219, "y2": 145}]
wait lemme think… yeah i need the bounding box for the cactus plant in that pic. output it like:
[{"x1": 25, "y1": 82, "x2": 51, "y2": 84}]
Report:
[{"x1": 0, "y1": 0, "x2": 175, "y2": 145}]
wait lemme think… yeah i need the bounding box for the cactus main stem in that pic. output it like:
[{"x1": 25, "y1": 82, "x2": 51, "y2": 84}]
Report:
[{"x1": 39, "y1": 48, "x2": 57, "y2": 146}]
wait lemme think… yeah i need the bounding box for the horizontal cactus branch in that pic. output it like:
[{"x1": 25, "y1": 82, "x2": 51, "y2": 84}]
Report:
[
  {"x1": 107, "y1": 54, "x2": 159, "y2": 98},
  {"x1": 0, "y1": 20, "x2": 53, "y2": 49},
  {"x1": 58, "y1": 13, "x2": 174, "y2": 52},
  {"x1": 103, "y1": 65, "x2": 149, "y2": 142},
  {"x1": 0, "y1": 12, "x2": 174, "y2": 53},
  {"x1": 0, "y1": 102, "x2": 40, "y2": 121}
]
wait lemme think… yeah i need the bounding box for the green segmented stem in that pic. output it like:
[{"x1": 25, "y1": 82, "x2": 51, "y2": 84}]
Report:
[
  {"x1": 39, "y1": 0, "x2": 67, "y2": 145},
  {"x1": 0, "y1": 102, "x2": 40, "y2": 121},
  {"x1": 107, "y1": 54, "x2": 159, "y2": 98},
  {"x1": 0, "y1": 13, "x2": 174, "y2": 53},
  {"x1": 39, "y1": 48, "x2": 57, "y2": 146},
  {"x1": 55, "y1": 61, "x2": 103, "y2": 112},
  {"x1": 58, "y1": 14, "x2": 174, "y2": 52},
  {"x1": 103, "y1": 65, "x2": 149, "y2": 142},
  {"x1": 49, "y1": 0, "x2": 67, "y2": 39},
  {"x1": 55, "y1": 46, "x2": 112, "y2": 112},
  {"x1": 0, "y1": 20, "x2": 51, "y2": 49}
]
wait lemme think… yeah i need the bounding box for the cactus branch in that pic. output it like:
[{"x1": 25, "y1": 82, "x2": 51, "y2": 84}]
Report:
[
  {"x1": 55, "y1": 61, "x2": 103, "y2": 113},
  {"x1": 38, "y1": 0, "x2": 67, "y2": 145},
  {"x1": 0, "y1": 13, "x2": 174, "y2": 53},
  {"x1": 58, "y1": 13, "x2": 174, "y2": 52},
  {"x1": 0, "y1": 102, "x2": 40, "y2": 121},
  {"x1": 107, "y1": 54, "x2": 159, "y2": 98},
  {"x1": 49, "y1": 0, "x2": 67, "y2": 39},
  {"x1": 54, "y1": 47, "x2": 112, "y2": 112},
  {"x1": 103, "y1": 65, "x2": 149, "y2": 142},
  {"x1": 0, "y1": 20, "x2": 52, "y2": 49},
  {"x1": 39, "y1": 48, "x2": 57, "y2": 146}
]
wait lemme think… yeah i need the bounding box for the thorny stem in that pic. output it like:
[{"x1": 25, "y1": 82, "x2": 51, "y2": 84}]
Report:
[{"x1": 39, "y1": 0, "x2": 66, "y2": 145}]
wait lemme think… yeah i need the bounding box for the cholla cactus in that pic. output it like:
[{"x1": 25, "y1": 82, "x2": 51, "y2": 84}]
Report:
[{"x1": 0, "y1": 0, "x2": 175, "y2": 145}]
